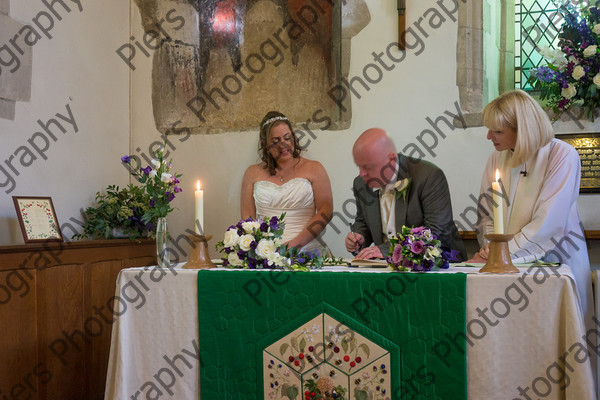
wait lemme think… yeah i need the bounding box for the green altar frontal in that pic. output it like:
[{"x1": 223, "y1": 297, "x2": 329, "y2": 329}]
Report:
[{"x1": 198, "y1": 270, "x2": 467, "y2": 400}]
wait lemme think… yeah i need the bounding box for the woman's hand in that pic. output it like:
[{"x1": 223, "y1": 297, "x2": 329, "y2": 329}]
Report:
[{"x1": 465, "y1": 244, "x2": 489, "y2": 263}]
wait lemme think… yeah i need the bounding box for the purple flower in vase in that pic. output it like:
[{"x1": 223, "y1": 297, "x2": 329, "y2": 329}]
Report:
[
  {"x1": 149, "y1": 199, "x2": 155, "y2": 207},
  {"x1": 174, "y1": 187, "x2": 183, "y2": 193},
  {"x1": 410, "y1": 240, "x2": 425, "y2": 254},
  {"x1": 141, "y1": 166, "x2": 152, "y2": 175},
  {"x1": 166, "y1": 192, "x2": 175, "y2": 202},
  {"x1": 121, "y1": 155, "x2": 132, "y2": 163}
]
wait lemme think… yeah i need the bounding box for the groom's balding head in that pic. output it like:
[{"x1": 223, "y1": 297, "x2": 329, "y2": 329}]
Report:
[{"x1": 352, "y1": 128, "x2": 397, "y2": 188}]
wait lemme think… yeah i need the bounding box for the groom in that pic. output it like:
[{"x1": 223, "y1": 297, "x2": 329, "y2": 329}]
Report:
[{"x1": 345, "y1": 128, "x2": 466, "y2": 260}]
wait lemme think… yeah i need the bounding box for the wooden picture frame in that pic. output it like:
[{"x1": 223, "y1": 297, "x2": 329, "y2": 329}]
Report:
[{"x1": 12, "y1": 196, "x2": 63, "y2": 243}]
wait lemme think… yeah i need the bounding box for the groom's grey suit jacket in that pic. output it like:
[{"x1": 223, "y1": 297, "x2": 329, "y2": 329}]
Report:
[{"x1": 351, "y1": 154, "x2": 467, "y2": 261}]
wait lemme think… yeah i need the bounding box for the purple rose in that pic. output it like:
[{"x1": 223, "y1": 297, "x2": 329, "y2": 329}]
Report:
[
  {"x1": 121, "y1": 155, "x2": 132, "y2": 163},
  {"x1": 410, "y1": 227, "x2": 425, "y2": 235},
  {"x1": 392, "y1": 245, "x2": 404, "y2": 264},
  {"x1": 410, "y1": 240, "x2": 425, "y2": 254}
]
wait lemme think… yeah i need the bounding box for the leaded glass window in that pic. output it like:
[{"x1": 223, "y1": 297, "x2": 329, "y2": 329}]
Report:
[{"x1": 515, "y1": 0, "x2": 564, "y2": 90}]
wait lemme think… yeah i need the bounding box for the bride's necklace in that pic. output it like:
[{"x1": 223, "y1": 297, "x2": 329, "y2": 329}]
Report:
[{"x1": 276, "y1": 165, "x2": 294, "y2": 183}]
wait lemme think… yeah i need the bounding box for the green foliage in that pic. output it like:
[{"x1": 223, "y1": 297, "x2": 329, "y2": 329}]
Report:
[{"x1": 73, "y1": 184, "x2": 154, "y2": 240}]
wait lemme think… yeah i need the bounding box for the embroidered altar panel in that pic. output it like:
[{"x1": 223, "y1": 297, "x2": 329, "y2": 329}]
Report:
[{"x1": 197, "y1": 270, "x2": 467, "y2": 399}]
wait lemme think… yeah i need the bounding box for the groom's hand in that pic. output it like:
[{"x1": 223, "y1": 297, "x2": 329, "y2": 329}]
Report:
[
  {"x1": 345, "y1": 232, "x2": 364, "y2": 254},
  {"x1": 355, "y1": 246, "x2": 383, "y2": 260}
]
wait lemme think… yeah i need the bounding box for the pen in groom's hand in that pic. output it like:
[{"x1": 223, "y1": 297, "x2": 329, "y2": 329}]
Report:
[{"x1": 349, "y1": 223, "x2": 359, "y2": 256}]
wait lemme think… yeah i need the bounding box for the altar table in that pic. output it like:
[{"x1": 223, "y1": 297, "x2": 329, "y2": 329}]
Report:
[{"x1": 104, "y1": 264, "x2": 596, "y2": 399}]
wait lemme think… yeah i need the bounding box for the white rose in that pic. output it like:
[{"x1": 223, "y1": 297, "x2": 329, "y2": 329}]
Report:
[
  {"x1": 266, "y1": 251, "x2": 282, "y2": 266},
  {"x1": 594, "y1": 24, "x2": 600, "y2": 35},
  {"x1": 572, "y1": 65, "x2": 585, "y2": 80},
  {"x1": 562, "y1": 84, "x2": 577, "y2": 99},
  {"x1": 241, "y1": 221, "x2": 261, "y2": 234},
  {"x1": 151, "y1": 159, "x2": 161, "y2": 168},
  {"x1": 584, "y1": 45, "x2": 597, "y2": 58},
  {"x1": 594, "y1": 73, "x2": 600, "y2": 88},
  {"x1": 256, "y1": 239, "x2": 276, "y2": 259},
  {"x1": 160, "y1": 172, "x2": 173, "y2": 183},
  {"x1": 425, "y1": 246, "x2": 441, "y2": 260},
  {"x1": 148, "y1": 170, "x2": 157, "y2": 178},
  {"x1": 223, "y1": 229, "x2": 239, "y2": 248},
  {"x1": 228, "y1": 251, "x2": 243, "y2": 266},
  {"x1": 238, "y1": 234, "x2": 254, "y2": 251},
  {"x1": 273, "y1": 238, "x2": 283, "y2": 247}
]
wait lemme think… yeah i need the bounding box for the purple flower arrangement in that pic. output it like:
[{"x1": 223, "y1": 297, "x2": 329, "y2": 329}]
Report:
[
  {"x1": 121, "y1": 140, "x2": 182, "y2": 223},
  {"x1": 216, "y1": 214, "x2": 334, "y2": 271},
  {"x1": 387, "y1": 226, "x2": 449, "y2": 272},
  {"x1": 530, "y1": 3, "x2": 600, "y2": 120}
]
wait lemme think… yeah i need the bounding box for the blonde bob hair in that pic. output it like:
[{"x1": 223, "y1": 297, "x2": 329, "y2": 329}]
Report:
[{"x1": 482, "y1": 90, "x2": 554, "y2": 167}]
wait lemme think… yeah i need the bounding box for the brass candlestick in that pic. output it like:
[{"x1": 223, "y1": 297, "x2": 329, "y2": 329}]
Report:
[
  {"x1": 479, "y1": 233, "x2": 519, "y2": 274},
  {"x1": 183, "y1": 234, "x2": 217, "y2": 269}
]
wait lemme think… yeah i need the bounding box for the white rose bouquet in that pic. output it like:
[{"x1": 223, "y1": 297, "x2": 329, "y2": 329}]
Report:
[{"x1": 216, "y1": 214, "x2": 336, "y2": 271}]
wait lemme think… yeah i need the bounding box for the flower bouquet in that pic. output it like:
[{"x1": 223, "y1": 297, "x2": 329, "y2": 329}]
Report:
[
  {"x1": 121, "y1": 140, "x2": 182, "y2": 223},
  {"x1": 216, "y1": 214, "x2": 336, "y2": 271},
  {"x1": 387, "y1": 226, "x2": 450, "y2": 272},
  {"x1": 529, "y1": 2, "x2": 600, "y2": 119}
]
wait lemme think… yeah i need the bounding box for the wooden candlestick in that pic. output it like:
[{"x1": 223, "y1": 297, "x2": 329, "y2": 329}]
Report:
[
  {"x1": 183, "y1": 234, "x2": 217, "y2": 269},
  {"x1": 479, "y1": 233, "x2": 519, "y2": 274}
]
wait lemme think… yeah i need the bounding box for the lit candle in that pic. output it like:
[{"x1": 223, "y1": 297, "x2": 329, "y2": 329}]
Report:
[
  {"x1": 194, "y1": 180, "x2": 204, "y2": 235},
  {"x1": 492, "y1": 169, "x2": 504, "y2": 234}
]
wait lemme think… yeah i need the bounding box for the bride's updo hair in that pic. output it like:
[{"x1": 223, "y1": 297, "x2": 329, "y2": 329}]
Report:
[{"x1": 259, "y1": 111, "x2": 302, "y2": 175}]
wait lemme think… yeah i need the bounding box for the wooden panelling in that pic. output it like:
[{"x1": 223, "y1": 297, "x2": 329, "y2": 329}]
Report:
[
  {"x1": 0, "y1": 269, "x2": 38, "y2": 400},
  {"x1": 0, "y1": 240, "x2": 155, "y2": 400}
]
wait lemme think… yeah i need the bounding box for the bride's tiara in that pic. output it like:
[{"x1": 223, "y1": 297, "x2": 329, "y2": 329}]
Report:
[{"x1": 262, "y1": 116, "x2": 289, "y2": 128}]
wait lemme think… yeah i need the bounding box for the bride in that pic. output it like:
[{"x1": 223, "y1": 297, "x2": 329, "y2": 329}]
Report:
[{"x1": 240, "y1": 111, "x2": 333, "y2": 255}]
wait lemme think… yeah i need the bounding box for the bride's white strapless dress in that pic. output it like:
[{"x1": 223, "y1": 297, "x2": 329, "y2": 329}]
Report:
[{"x1": 254, "y1": 178, "x2": 330, "y2": 255}]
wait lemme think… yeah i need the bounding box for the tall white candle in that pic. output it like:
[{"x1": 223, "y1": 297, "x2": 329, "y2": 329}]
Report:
[
  {"x1": 492, "y1": 169, "x2": 504, "y2": 234},
  {"x1": 194, "y1": 180, "x2": 204, "y2": 235}
]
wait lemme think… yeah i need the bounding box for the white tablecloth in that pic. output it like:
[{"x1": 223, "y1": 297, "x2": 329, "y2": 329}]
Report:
[{"x1": 104, "y1": 264, "x2": 596, "y2": 399}]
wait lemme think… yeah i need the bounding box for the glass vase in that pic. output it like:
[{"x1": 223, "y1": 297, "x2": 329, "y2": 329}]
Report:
[{"x1": 156, "y1": 217, "x2": 170, "y2": 269}]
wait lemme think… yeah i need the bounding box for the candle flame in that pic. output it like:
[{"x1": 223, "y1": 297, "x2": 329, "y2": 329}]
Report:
[
  {"x1": 495, "y1": 169, "x2": 500, "y2": 182},
  {"x1": 196, "y1": 180, "x2": 201, "y2": 191}
]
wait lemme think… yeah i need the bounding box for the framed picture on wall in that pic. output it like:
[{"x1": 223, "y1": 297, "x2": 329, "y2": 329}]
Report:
[
  {"x1": 556, "y1": 133, "x2": 600, "y2": 193},
  {"x1": 12, "y1": 196, "x2": 63, "y2": 243}
]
